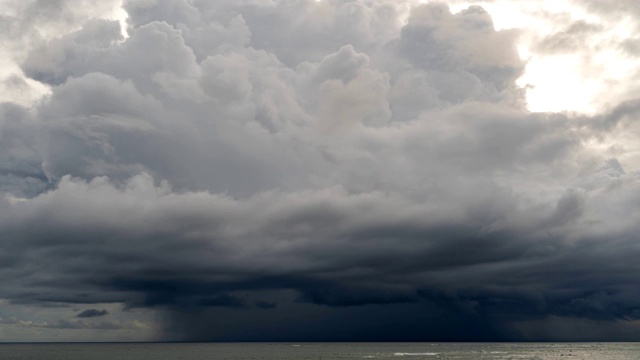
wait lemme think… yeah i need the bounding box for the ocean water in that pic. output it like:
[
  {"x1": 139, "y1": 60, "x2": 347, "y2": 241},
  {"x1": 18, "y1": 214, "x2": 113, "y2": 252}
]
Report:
[{"x1": 0, "y1": 342, "x2": 638, "y2": 359}]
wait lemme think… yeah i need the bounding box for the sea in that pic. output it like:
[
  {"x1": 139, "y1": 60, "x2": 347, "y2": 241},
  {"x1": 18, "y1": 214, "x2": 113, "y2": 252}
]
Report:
[{"x1": 0, "y1": 342, "x2": 638, "y2": 359}]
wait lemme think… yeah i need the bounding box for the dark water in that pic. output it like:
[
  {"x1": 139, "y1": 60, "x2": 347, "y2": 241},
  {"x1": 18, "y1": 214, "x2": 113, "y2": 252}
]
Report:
[{"x1": 0, "y1": 342, "x2": 638, "y2": 359}]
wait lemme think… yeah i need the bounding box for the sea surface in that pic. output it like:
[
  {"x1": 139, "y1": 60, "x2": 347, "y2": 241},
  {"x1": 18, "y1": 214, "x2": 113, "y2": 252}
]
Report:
[{"x1": 0, "y1": 342, "x2": 638, "y2": 359}]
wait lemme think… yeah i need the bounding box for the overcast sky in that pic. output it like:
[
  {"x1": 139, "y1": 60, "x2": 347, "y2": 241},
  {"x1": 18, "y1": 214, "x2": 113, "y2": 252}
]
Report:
[{"x1": 2, "y1": 0, "x2": 640, "y2": 342}]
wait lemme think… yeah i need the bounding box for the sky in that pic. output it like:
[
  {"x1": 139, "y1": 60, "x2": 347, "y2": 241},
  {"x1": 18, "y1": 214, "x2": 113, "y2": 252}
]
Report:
[{"x1": 1, "y1": 0, "x2": 640, "y2": 342}]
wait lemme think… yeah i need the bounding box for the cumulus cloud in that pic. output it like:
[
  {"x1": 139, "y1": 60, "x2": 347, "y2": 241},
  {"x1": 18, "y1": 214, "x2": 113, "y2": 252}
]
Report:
[{"x1": 1, "y1": 0, "x2": 640, "y2": 341}]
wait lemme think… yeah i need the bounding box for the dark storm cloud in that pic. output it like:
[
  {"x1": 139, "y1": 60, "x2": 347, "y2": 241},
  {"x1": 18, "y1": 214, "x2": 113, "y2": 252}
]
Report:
[
  {"x1": 2, "y1": 0, "x2": 640, "y2": 341},
  {"x1": 0, "y1": 103, "x2": 49, "y2": 197},
  {"x1": 77, "y1": 309, "x2": 109, "y2": 318},
  {"x1": 255, "y1": 301, "x2": 277, "y2": 310}
]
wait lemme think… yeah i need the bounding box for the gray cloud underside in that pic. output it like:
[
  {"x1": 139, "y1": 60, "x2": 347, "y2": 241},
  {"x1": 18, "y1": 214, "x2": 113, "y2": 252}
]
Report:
[{"x1": 2, "y1": 0, "x2": 640, "y2": 341}]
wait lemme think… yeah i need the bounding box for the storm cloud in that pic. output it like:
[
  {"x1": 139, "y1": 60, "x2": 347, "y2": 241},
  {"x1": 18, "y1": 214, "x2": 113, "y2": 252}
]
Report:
[
  {"x1": 1, "y1": 0, "x2": 640, "y2": 341},
  {"x1": 77, "y1": 309, "x2": 109, "y2": 318}
]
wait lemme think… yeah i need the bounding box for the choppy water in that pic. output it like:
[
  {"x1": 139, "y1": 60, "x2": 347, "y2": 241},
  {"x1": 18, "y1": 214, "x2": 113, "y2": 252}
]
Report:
[{"x1": 0, "y1": 342, "x2": 638, "y2": 359}]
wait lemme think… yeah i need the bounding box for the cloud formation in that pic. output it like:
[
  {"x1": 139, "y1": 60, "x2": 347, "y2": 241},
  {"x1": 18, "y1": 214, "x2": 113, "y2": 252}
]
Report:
[
  {"x1": 77, "y1": 309, "x2": 109, "y2": 318},
  {"x1": 1, "y1": 0, "x2": 640, "y2": 341}
]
